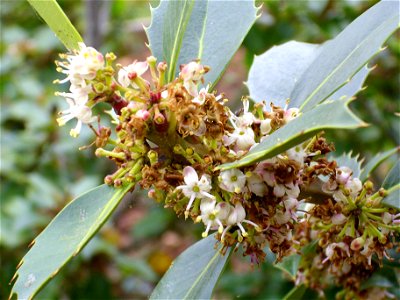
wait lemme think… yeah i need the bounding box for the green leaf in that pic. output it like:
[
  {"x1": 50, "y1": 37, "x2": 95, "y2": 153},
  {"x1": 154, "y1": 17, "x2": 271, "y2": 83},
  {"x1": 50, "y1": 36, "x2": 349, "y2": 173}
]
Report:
[
  {"x1": 360, "y1": 147, "x2": 399, "y2": 182},
  {"x1": 290, "y1": 0, "x2": 399, "y2": 111},
  {"x1": 274, "y1": 254, "x2": 301, "y2": 280},
  {"x1": 150, "y1": 234, "x2": 230, "y2": 300},
  {"x1": 331, "y1": 151, "x2": 363, "y2": 178},
  {"x1": 10, "y1": 184, "x2": 134, "y2": 300},
  {"x1": 146, "y1": 0, "x2": 258, "y2": 86},
  {"x1": 247, "y1": 41, "x2": 320, "y2": 108},
  {"x1": 247, "y1": 41, "x2": 371, "y2": 109},
  {"x1": 217, "y1": 98, "x2": 366, "y2": 170},
  {"x1": 283, "y1": 284, "x2": 307, "y2": 300},
  {"x1": 27, "y1": 0, "x2": 83, "y2": 50}
]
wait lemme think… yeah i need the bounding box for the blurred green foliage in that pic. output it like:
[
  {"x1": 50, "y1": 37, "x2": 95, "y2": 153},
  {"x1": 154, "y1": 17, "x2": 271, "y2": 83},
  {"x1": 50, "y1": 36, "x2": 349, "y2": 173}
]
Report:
[{"x1": 1, "y1": 1, "x2": 398, "y2": 299}]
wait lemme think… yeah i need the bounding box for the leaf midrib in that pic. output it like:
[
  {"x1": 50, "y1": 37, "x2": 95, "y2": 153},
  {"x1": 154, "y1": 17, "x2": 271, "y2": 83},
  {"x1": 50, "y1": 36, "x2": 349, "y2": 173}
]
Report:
[
  {"x1": 183, "y1": 246, "x2": 223, "y2": 299},
  {"x1": 299, "y1": 15, "x2": 397, "y2": 111},
  {"x1": 167, "y1": 0, "x2": 194, "y2": 82}
]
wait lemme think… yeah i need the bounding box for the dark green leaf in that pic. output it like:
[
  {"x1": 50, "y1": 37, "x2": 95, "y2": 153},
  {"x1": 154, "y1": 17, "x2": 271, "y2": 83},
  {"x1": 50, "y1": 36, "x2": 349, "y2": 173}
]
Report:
[
  {"x1": 217, "y1": 99, "x2": 366, "y2": 170},
  {"x1": 27, "y1": 0, "x2": 83, "y2": 50},
  {"x1": 360, "y1": 147, "x2": 399, "y2": 182},
  {"x1": 10, "y1": 184, "x2": 134, "y2": 299},
  {"x1": 274, "y1": 254, "x2": 301, "y2": 280},
  {"x1": 146, "y1": 0, "x2": 258, "y2": 86},
  {"x1": 150, "y1": 234, "x2": 230, "y2": 300},
  {"x1": 290, "y1": 0, "x2": 399, "y2": 111}
]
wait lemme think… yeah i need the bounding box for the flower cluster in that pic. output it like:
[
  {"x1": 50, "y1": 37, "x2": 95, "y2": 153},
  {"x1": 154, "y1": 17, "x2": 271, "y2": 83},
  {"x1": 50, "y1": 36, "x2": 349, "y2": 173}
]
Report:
[{"x1": 55, "y1": 44, "x2": 399, "y2": 298}]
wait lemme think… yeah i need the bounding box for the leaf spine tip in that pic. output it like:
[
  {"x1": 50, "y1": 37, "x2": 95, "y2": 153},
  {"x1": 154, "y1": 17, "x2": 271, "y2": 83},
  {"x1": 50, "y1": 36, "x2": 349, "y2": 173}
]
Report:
[
  {"x1": 16, "y1": 259, "x2": 24, "y2": 270},
  {"x1": 9, "y1": 273, "x2": 18, "y2": 285}
]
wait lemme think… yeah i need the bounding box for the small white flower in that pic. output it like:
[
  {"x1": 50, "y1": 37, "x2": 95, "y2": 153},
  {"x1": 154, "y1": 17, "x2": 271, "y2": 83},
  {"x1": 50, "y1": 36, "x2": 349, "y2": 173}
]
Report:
[
  {"x1": 199, "y1": 200, "x2": 231, "y2": 237},
  {"x1": 236, "y1": 98, "x2": 255, "y2": 127},
  {"x1": 346, "y1": 178, "x2": 362, "y2": 197},
  {"x1": 283, "y1": 107, "x2": 300, "y2": 123},
  {"x1": 273, "y1": 182, "x2": 300, "y2": 198},
  {"x1": 323, "y1": 242, "x2": 350, "y2": 264},
  {"x1": 286, "y1": 146, "x2": 307, "y2": 165},
  {"x1": 192, "y1": 85, "x2": 209, "y2": 105},
  {"x1": 336, "y1": 167, "x2": 353, "y2": 185},
  {"x1": 180, "y1": 61, "x2": 205, "y2": 97},
  {"x1": 118, "y1": 60, "x2": 148, "y2": 88},
  {"x1": 219, "y1": 169, "x2": 246, "y2": 193},
  {"x1": 360, "y1": 237, "x2": 374, "y2": 265},
  {"x1": 246, "y1": 172, "x2": 268, "y2": 196},
  {"x1": 254, "y1": 159, "x2": 277, "y2": 186},
  {"x1": 223, "y1": 126, "x2": 255, "y2": 151},
  {"x1": 260, "y1": 118, "x2": 272, "y2": 135},
  {"x1": 57, "y1": 42, "x2": 104, "y2": 83},
  {"x1": 221, "y1": 203, "x2": 260, "y2": 241},
  {"x1": 332, "y1": 213, "x2": 347, "y2": 225},
  {"x1": 176, "y1": 166, "x2": 215, "y2": 218},
  {"x1": 56, "y1": 92, "x2": 96, "y2": 137}
]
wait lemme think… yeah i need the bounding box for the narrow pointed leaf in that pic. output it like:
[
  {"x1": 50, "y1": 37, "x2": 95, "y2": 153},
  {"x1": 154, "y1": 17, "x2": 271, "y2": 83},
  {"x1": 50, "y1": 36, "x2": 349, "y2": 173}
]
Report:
[
  {"x1": 146, "y1": 0, "x2": 258, "y2": 86},
  {"x1": 10, "y1": 184, "x2": 134, "y2": 300},
  {"x1": 27, "y1": 0, "x2": 83, "y2": 50},
  {"x1": 331, "y1": 151, "x2": 363, "y2": 178},
  {"x1": 290, "y1": 0, "x2": 399, "y2": 111},
  {"x1": 217, "y1": 99, "x2": 366, "y2": 170},
  {"x1": 150, "y1": 234, "x2": 230, "y2": 300},
  {"x1": 360, "y1": 147, "x2": 399, "y2": 182}
]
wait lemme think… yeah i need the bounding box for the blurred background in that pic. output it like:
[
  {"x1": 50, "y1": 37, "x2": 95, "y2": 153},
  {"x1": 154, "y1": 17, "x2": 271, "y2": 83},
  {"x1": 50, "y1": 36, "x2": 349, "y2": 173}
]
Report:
[{"x1": 1, "y1": 0, "x2": 398, "y2": 299}]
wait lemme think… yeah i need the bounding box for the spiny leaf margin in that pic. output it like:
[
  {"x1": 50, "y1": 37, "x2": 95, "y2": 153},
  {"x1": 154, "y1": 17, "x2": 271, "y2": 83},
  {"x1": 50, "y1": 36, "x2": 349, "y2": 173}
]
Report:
[{"x1": 330, "y1": 151, "x2": 364, "y2": 178}]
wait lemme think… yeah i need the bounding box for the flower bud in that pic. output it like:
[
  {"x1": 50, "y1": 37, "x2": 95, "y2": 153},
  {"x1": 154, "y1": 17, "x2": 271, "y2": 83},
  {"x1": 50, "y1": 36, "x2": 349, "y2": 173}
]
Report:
[{"x1": 350, "y1": 237, "x2": 365, "y2": 251}]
